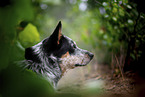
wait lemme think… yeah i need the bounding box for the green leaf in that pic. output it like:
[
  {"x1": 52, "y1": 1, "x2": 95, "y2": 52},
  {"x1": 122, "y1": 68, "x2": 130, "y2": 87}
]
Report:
[
  {"x1": 130, "y1": 53, "x2": 136, "y2": 60},
  {"x1": 19, "y1": 23, "x2": 40, "y2": 48},
  {"x1": 127, "y1": 19, "x2": 133, "y2": 25},
  {"x1": 112, "y1": 17, "x2": 117, "y2": 21},
  {"x1": 102, "y1": 2, "x2": 108, "y2": 6},
  {"x1": 127, "y1": 5, "x2": 132, "y2": 9}
]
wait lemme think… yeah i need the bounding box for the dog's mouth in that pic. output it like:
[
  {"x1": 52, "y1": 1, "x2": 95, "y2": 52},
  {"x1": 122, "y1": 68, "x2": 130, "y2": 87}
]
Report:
[
  {"x1": 74, "y1": 53, "x2": 94, "y2": 67},
  {"x1": 75, "y1": 64, "x2": 87, "y2": 67},
  {"x1": 75, "y1": 58, "x2": 88, "y2": 67}
]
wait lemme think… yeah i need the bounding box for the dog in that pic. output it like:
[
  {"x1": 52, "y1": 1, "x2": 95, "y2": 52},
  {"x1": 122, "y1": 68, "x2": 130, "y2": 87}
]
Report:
[{"x1": 23, "y1": 21, "x2": 94, "y2": 88}]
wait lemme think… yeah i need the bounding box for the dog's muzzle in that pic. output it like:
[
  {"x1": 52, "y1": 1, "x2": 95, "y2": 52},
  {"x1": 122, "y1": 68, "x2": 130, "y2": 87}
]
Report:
[{"x1": 75, "y1": 52, "x2": 94, "y2": 67}]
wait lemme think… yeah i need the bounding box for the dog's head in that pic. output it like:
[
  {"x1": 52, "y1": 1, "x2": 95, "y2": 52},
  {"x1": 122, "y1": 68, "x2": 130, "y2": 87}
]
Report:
[{"x1": 25, "y1": 21, "x2": 94, "y2": 74}]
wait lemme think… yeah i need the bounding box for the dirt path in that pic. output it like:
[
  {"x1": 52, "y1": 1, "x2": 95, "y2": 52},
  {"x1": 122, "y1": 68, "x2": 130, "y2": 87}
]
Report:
[{"x1": 57, "y1": 62, "x2": 136, "y2": 97}]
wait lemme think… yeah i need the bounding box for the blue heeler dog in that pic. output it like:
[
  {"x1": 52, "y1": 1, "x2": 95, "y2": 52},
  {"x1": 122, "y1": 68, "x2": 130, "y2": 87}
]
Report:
[{"x1": 24, "y1": 21, "x2": 94, "y2": 88}]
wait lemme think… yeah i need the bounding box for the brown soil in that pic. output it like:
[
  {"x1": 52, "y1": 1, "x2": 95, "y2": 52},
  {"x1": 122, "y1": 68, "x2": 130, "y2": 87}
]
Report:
[{"x1": 95, "y1": 64, "x2": 136, "y2": 97}]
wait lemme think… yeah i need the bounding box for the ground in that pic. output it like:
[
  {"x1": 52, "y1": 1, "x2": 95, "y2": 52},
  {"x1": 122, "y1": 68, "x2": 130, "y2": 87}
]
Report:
[{"x1": 57, "y1": 61, "x2": 136, "y2": 97}]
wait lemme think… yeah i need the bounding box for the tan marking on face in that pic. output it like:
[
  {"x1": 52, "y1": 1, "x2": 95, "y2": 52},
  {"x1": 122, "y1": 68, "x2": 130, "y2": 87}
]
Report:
[{"x1": 61, "y1": 51, "x2": 69, "y2": 58}]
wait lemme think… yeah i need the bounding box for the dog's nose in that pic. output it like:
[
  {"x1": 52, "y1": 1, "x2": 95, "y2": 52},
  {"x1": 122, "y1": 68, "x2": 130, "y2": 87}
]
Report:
[
  {"x1": 86, "y1": 52, "x2": 94, "y2": 60},
  {"x1": 90, "y1": 53, "x2": 94, "y2": 59}
]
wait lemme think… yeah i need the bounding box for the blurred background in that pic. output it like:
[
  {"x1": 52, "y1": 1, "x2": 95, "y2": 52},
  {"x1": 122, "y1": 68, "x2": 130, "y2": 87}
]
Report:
[{"x1": 0, "y1": 0, "x2": 145, "y2": 97}]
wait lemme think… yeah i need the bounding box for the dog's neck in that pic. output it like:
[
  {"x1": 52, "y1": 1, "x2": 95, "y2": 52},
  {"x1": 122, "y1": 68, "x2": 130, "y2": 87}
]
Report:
[{"x1": 24, "y1": 58, "x2": 62, "y2": 88}]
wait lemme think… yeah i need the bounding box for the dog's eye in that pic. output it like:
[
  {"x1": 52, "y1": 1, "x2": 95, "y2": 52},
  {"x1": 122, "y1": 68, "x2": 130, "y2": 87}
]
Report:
[
  {"x1": 71, "y1": 43, "x2": 77, "y2": 49},
  {"x1": 73, "y1": 44, "x2": 76, "y2": 48},
  {"x1": 71, "y1": 41, "x2": 77, "y2": 49}
]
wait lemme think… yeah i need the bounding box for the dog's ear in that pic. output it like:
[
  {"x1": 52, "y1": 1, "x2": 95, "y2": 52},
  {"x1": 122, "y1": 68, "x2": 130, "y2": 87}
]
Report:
[
  {"x1": 25, "y1": 47, "x2": 41, "y2": 63},
  {"x1": 50, "y1": 21, "x2": 62, "y2": 45}
]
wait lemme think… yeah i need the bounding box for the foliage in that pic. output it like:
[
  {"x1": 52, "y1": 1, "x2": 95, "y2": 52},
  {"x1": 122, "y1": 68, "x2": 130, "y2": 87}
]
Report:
[
  {"x1": 19, "y1": 23, "x2": 40, "y2": 48},
  {"x1": 0, "y1": 0, "x2": 33, "y2": 71},
  {"x1": 0, "y1": 0, "x2": 53, "y2": 97},
  {"x1": 2, "y1": 64, "x2": 54, "y2": 97},
  {"x1": 86, "y1": 0, "x2": 145, "y2": 68}
]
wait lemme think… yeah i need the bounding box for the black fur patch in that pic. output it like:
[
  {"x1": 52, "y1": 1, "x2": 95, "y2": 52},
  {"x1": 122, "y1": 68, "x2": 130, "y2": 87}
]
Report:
[
  {"x1": 25, "y1": 47, "x2": 41, "y2": 63},
  {"x1": 42, "y1": 35, "x2": 74, "y2": 58}
]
